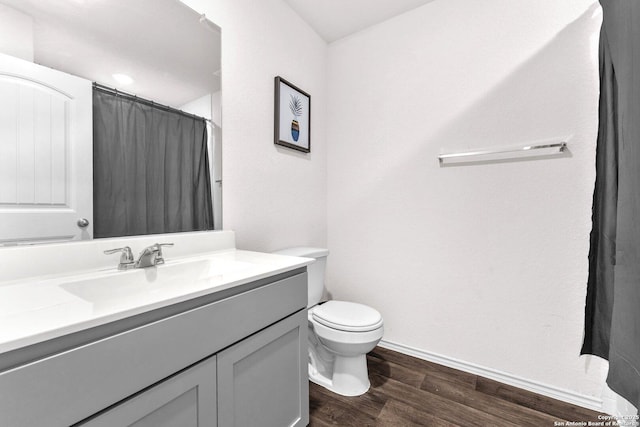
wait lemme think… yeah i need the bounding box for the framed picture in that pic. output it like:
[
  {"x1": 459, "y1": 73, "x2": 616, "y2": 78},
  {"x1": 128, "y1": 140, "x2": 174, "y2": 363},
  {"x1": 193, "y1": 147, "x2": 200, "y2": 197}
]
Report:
[{"x1": 274, "y1": 76, "x2": 311, "y2": 153}]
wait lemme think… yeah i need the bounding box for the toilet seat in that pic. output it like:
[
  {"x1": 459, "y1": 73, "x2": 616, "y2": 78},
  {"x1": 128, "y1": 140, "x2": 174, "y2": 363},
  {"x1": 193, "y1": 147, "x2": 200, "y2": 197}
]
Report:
[{"x1": 312, "y1": 301, "x2": 383, "y2": 332}]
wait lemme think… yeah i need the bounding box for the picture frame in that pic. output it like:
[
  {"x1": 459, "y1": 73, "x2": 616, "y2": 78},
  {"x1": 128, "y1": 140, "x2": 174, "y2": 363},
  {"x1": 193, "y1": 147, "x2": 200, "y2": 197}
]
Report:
[{"x1": 274, "y1": 76, "x2": 311, "y2": 153}]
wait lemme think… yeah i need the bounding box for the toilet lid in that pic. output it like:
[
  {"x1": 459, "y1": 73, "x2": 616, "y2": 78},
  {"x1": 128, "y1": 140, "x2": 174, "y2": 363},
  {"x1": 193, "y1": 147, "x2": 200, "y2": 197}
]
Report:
[{"x1": 312, "y1": 301, "x2": 383, "y2": 332}]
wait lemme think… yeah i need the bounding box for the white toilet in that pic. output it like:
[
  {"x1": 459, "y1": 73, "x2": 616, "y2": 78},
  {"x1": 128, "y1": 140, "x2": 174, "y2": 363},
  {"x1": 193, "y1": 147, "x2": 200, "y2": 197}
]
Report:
[{"x1": 273, "y1": 247, "x2": 384, "y2": 397}]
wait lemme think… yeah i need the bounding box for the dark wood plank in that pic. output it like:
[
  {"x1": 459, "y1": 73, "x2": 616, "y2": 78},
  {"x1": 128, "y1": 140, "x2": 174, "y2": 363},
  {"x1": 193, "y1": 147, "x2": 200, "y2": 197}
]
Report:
[
  {"x1": 368, "y1": 373, "x2": 520, "y2": 427},
  {"x1": 475, "y1": 376, "x2": 604, "y2": 422},
  {"x1": 308, "y1": 417, "x2": 334, "y2": 427},
  {"x1": 309, "y1": 380, "x2": 387, "y2": 419},
  {"x1": 370, "y1": 347, "x2": 477, "y2": 389},
  {"x1": 367, "y1": 353, "x2": 426, "y2": 388},
  {"x1": 309, "y1": 381, "x2": 379, "y2": 426},
  {"x1": 377, "y1": 399, "x2": 460, "y2": 427},
  {"x1": 421, "y1": 373, "x2": 562, "y2": 426}
]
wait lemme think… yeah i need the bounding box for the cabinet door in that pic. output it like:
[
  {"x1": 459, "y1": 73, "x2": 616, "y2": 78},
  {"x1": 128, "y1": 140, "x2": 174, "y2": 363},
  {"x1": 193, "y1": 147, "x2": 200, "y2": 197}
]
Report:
[
  {"x1": 217, "y1": 309, "x2": 308, "y2": 427},
  {"x1": 79, "y1": 355, "x2": 217, "y2": 427}
]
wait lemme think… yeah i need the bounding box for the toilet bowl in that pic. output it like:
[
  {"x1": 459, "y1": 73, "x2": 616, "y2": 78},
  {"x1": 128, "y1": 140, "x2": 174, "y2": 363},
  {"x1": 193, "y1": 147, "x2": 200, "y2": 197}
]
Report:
[
  {"x1": 308, "y1": 300, "x2": 383, "y2": 396},
  {"x1": 272, "y1": 247, "x2": 384, "y2": 397}
]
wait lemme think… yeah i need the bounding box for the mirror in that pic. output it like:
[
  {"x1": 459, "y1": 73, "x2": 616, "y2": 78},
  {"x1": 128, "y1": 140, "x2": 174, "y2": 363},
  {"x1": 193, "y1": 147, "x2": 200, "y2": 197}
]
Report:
[{"x1": 0, "y1": 0, "x2": 222, "y2": 245}]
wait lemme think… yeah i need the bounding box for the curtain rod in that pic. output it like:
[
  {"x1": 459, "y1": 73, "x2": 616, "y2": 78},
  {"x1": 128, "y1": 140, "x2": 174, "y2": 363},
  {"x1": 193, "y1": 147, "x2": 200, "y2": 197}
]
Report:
[{"x1": 92, "y1": 82, "x2": 212, "y2": 124}]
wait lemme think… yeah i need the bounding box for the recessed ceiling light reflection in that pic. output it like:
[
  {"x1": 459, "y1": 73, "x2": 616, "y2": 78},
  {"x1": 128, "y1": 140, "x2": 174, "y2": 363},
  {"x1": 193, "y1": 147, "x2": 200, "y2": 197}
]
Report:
[{"x1": 112, "y1": 73, "x2": 134, "y2": 85}]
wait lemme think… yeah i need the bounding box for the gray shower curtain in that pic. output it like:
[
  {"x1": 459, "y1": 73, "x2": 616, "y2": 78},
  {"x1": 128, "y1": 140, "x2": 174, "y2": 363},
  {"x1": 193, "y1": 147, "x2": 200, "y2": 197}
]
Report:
[
  {"x1": 93, "y1": 88, "x2": 214, "y2": 238},
  {"x1": 582, "y1": 0, "x2": 640, "y2": 411}
]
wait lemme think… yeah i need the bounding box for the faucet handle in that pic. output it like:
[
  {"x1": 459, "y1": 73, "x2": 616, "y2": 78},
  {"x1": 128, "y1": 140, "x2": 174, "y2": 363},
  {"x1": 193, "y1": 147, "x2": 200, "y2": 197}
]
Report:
[
  {"x1": 153, "y1": 243, "x2": 174, "y2": 265},
  {"x1": 104, "y1": 246, "x2": 135, "y2": 269}
]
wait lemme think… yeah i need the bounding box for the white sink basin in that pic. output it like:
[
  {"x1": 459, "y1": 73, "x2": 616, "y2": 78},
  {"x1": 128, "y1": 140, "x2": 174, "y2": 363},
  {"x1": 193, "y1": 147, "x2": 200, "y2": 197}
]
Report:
[{"x1": 60, "y1": 258, "x2": 256, "y2": 310}]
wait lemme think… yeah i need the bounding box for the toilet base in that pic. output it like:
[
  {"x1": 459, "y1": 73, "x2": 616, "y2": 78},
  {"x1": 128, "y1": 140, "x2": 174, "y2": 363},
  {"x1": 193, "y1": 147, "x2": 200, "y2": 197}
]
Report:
[{"x1": 309, "y1": 353, "x2": 371, "y2": 397}]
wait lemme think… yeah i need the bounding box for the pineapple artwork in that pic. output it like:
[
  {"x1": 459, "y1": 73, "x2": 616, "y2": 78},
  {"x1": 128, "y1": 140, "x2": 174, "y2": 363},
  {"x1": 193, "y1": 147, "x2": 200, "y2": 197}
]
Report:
[
  {"x1": 275, "y1": 76, "x2": 311, "y2": 152},
  {"x1": 289, "y1": 94, "x2": 303, "y2": 141}
]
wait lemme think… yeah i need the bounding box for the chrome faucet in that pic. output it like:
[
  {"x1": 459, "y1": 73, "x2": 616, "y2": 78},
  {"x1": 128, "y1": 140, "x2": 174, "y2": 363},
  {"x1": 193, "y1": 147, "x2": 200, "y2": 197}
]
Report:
[
  {"x1": 104, "y1": 246, "x2": 135, "y2": 270},
  {"x1": 134, "y1": 243, "x2": 174, "y2": 268},
  {"x1": 105, "y1": 243, "x2": 173, "y2": 269}
]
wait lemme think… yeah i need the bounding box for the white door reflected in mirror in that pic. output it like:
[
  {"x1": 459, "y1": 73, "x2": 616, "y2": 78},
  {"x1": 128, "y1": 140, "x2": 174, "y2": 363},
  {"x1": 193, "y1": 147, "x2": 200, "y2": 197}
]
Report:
[{"x1": 0, "y1": 53, "x2": 93, "y2": 245}]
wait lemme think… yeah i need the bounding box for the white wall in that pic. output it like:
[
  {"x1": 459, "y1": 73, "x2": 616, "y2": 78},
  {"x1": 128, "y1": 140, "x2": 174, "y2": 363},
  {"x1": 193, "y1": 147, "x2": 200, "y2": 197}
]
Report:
[
  {"x1": 0, "y1": 5, "x2": 33, "y2": 61},
  {"x1": 180, "y1": 93, "x2": 212, "y2": 119},
  {"x1": 179, "y1": 0, "x2": 328, "y2": 252},
  {"x1": 211, "y1": 91, "x2": 222, "y2": 128},
  {"x1": 327, "y1": 0, "x2": 608, "y2": 404}
]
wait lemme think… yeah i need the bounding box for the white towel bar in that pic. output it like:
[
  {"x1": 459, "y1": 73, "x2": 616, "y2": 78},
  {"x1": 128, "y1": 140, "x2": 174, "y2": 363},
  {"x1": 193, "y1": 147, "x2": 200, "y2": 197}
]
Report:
[{"x1": 438, "y1": 142, "x2": 567, "y2": 165}]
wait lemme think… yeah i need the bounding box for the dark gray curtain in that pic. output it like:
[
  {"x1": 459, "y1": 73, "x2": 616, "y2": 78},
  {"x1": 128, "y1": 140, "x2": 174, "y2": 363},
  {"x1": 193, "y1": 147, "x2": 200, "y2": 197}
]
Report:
[
  {"x1": 582, "y1": 0, "x2": 640, "y2": 411},
  {"x1": 93, "y1": 88, "x2": 214, "y2": 238}
]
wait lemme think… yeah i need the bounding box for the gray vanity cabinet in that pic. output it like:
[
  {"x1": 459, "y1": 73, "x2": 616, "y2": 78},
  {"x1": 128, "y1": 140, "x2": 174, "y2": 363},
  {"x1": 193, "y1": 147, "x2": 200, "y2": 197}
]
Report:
[
  {"x1": 80, "y1": 355, "x2": 217, "y2": 427},
  {"x1": 81, "y1": 309, "x2": 308, "y2": 427},
  {"x1": 0, "y1": 269, "x2": 309, "y2": 427},
  {"x1": 218, "y1": 309, "x2": 308, "y2": 427}
]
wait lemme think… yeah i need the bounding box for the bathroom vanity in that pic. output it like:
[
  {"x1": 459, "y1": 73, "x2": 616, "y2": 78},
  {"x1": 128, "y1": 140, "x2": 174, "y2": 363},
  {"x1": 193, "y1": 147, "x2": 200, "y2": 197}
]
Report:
[{"x1": 0, "y1": 231, "x2": 311, "y2": 427}]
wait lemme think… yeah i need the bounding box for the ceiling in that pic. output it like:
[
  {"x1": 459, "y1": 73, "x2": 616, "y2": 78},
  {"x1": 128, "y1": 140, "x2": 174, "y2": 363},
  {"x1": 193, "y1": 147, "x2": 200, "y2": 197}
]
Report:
[
  {"x1": 0, "y1": 0, "x2": 221, "y2": 107},
  {"x1": 0, "y1": 0, "x2": 433, "y2": 107},
  {"x1": 284, "y1": 0, "x2": 435, "y2": 43}
]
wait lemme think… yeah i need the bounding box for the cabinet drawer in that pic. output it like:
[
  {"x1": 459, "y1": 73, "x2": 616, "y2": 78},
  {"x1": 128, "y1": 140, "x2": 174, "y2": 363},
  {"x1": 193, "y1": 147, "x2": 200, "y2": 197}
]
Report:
[{"x1": 0, "y1": 272, "x2": 306, "y2": 427}]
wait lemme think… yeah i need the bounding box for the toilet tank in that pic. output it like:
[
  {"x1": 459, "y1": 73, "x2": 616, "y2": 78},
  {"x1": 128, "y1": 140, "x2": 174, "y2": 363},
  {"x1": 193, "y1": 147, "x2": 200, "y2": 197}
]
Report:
[{"x1": 272, "y1": 247, "x2": 329, "y2": 307}]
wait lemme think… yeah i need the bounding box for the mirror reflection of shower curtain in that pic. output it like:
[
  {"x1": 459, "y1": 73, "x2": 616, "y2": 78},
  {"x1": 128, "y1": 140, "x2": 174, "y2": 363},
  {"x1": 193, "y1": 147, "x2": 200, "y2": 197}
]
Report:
[
  {"x1": 582, "y1": 0, "x2": 640, "y2": 412},
  {"x1": 92, "y1": 88, "x2": 214, "y2": 238}
]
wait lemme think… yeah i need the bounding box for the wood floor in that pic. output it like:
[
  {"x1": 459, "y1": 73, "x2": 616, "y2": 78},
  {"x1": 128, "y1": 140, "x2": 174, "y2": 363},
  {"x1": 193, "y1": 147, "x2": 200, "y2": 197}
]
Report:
[{"x1": 309, "y1": 346, "x2": 604, "y2": 426}]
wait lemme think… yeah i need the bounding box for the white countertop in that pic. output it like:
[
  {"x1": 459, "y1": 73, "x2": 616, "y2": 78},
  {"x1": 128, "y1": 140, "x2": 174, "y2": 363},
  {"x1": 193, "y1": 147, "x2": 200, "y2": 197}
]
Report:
[{"x1": 0, "y1": 249, "x2": 312, "y2": 355}]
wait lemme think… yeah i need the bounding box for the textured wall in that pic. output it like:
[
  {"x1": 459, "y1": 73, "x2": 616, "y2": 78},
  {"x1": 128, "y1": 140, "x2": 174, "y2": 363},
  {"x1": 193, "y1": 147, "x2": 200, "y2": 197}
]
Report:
[{"x1": 326, "y1": 0, "x2": 607, "y2": 402}]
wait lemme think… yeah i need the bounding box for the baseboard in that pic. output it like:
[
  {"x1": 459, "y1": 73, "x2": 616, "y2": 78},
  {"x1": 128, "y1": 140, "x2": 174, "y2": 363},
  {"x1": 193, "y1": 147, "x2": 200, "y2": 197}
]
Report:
[{"x1": 378, "y1": 339, "x2": 604, "y2": 412}]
